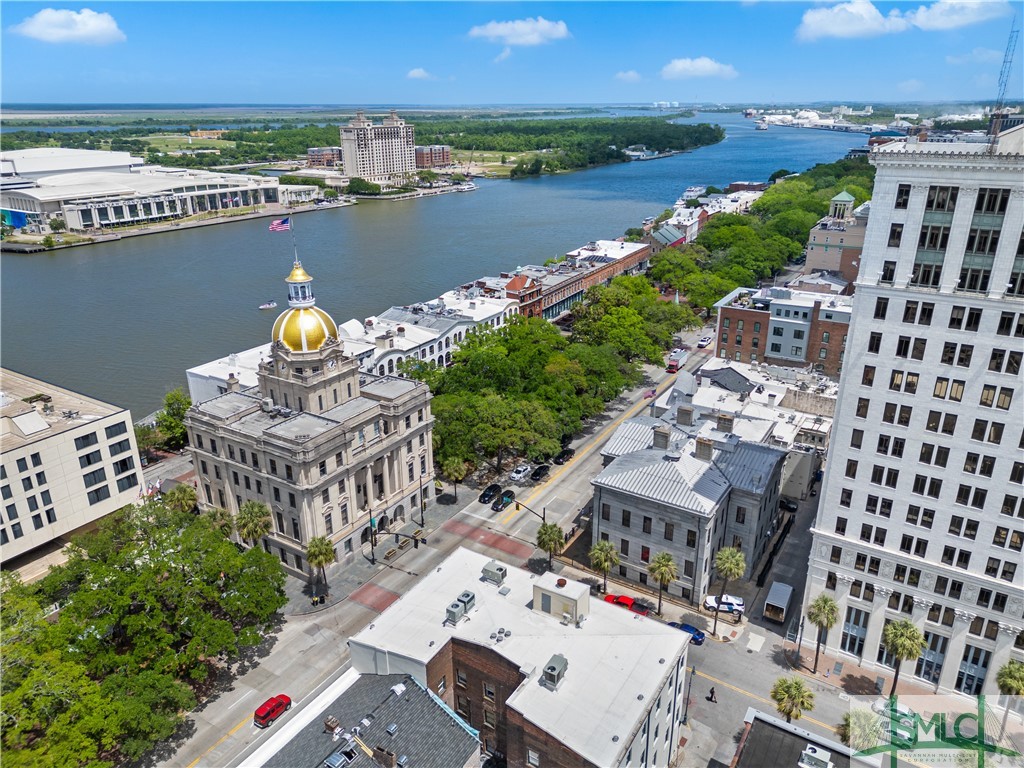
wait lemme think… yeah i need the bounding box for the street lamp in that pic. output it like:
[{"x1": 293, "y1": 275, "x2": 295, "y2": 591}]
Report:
[
  {"x1": 682, "y1": 664, "x2": 696, "y2": 725},
  {"x1": 417, "y1": 473, "x2": 425, "y2": 527}
]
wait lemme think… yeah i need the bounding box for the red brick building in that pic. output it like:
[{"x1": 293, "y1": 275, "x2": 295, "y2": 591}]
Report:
[{"x1": 414, "y1": 145, "x2": 452, "y2": 168}]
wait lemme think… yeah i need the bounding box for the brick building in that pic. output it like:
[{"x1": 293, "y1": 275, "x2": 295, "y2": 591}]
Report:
[
  {"x1": 307, "y1": 146, "x2": 343, "y2": 168},
  {"x1": 805, "y1": 191, "x2": 870, "y2": 285},
  {"x1": 713, "y1": 286, "x2": 853, "y2": 377},
  {"x1": 414, "y1": 145, "x2": 451, "y2": 168},
  {"x1": 349, "y1": 548, "x2": 691, "y2": 767}
]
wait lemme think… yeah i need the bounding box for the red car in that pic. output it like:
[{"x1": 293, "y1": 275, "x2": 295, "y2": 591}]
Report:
[
  {"x1": 254, "y1": 694, "x2": 291, "y2": 728},
  {"x1": 604, "y1": 594, "x2": 650, "y2": 616}
]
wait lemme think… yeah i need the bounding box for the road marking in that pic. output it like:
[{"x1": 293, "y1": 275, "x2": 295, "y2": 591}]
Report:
[
  {"x1": 500, "y1": 377, "x2": 675, "y2": 526},
  {"x1": 226, "y1": 690, "x2": 255, "y2": 710},
  {"x1": 747, "y1": 633, "x2": 765, "y2": 653},
  {"x1": 695, "y1": 669, "x2": 840, "y2": 735},
  {"x1": 185, "y1": 715, "x2": 254, "y2": 768}
]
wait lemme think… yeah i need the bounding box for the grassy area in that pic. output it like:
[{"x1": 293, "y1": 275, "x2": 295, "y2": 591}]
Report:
[
  {"x1": 451, "y1": 148, "x2": 542, "y2": 178},
  {"x1": 141, "y1": 135, "x2": 236, "y2": 152}
]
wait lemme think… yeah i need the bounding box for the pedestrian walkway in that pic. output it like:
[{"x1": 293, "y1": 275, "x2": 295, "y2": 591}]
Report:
[{"x1": 784, "y1": 641, "x2": 937, "y2": 700}]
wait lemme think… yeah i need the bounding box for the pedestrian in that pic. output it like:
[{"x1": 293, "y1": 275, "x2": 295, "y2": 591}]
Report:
[{"x1": 708, "y1": 687, "x2": 717, "y2": 703}]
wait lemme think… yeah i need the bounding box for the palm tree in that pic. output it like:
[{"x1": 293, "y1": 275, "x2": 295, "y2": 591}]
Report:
[
  {"x1": 536, "y1": 522, "x2": 564, "y2": 571},
  {"x1": 770, "y1": 676, "x2": 815, "y2": 723},
  {"x1": 589, "y1": 540, "x2": 619, "y2": 594},
  {"x1": 163, "y1": 483, "x2": 197, "y2": 515},
  {"x1": 236, "y1": 500, "x2": 272, "y2": 546},
  {"x1": 807, "y1": 593, "x2": 839, "y2": 674},
  {"x1": 204, "y1": 507, "x2": 233, "y2": 538},
  {"x1": 996, "y1": 659, "x2": 1024, "y2": 740},
  {"x1": 838, "y1": 706, "x2": 884, "y2": 751},
  {"x1": 648, "y1": 552, "x2": 678, "y2": 616},
  {"x1": 882, "y1": 619, "x2": 926, "y2": 696},
  {"x1": 305, "y1": 536, "x2": 335, "y2": 592},
  {"x1": 441, "y1": 457, "x2": 468, "y2": 501},
  {"x1": 711, "y1": 547, "x2": 747, "y2": 636}
]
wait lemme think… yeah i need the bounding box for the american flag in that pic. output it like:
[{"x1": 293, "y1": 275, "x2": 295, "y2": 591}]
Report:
[{"x1": 269, "y1": 217, "x2": 290, "y2": 232}]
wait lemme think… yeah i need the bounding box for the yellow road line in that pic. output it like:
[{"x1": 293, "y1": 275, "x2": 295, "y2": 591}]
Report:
[
  {"x1": 185, "y1": 715, "x2": 252, "y2": 768},
  {"x1": 695, "y1": 669, "x2": 840, "y2": 735},
  {"x1": 500, "y1": 378, "x2": 672, "y2": 526}
]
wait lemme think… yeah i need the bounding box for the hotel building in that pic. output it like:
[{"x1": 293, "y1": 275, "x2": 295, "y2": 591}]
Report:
[{"x1": 340, "y1": 111, "x2": 416, "y2": 186}]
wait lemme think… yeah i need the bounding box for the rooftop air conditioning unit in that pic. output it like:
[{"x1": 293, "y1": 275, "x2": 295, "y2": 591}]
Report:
[
  {"x1": 482, "y1": 561, "x2": 507, "y2": 585},
  {"x1": 261, "y1": 398, "x2": 274, "y2": 412},
  {"x1": 458, "y1": 591, "x2": 476, "y2": 612},
  {"x1": 446, "y1": 602, "x2": 464, "y2": 624},
  {"x1": 542, "y1": 654, "x2": 569, "y2": 690}
]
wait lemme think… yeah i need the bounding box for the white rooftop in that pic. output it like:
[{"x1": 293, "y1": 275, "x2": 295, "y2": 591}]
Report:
[
  {"x1": 349, "y1": 548, "x2": 688, "y2": 767},
  {"x1": 565, "y1": 239, "x2": 647, "y2": 263}
]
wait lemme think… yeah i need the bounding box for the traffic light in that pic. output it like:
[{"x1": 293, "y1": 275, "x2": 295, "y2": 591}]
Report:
[
  {"x1": 394, "y1": 533, "x2": 400, "y2": 544},
  {"x1": 413, "y1": 537, "x2": 419, "y2": 549},
  {"x1": 515, "y1": 502, "x2": 521, "y2": 511}
]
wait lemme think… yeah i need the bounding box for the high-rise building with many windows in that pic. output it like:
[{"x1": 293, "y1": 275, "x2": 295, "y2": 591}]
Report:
[
  {"x1": 803, "y1": 126, "x2": 1024, "y2": 705},
  {"x1": 340, "y1": 110, "x2": 416, "y2": 186}
]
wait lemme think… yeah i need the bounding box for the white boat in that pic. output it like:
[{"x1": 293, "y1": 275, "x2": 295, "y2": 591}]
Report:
[
  {"x1": 675, "y1": 185, "x2": 707, "y2": 205},
  {"x1": 258, "y1": 300, "x2": 278, "y2": 310},
  {"x1": 455, "y1": 182, "x2": 478, "y2": 192},
  {"x1": 756, "y1": 121, "x2": 769, "y2": 131}
]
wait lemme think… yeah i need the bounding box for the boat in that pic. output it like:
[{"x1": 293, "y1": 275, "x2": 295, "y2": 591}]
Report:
[
  {"x1": 258, "y1": 300, "x2": 278, "y2": 310},
  {"x1": 756, "y1": 121, "x2": 769, "y2": 131},
  {"x1": 675, "y1": 185, "x2": 707, "y2": 206},
  {"x1": 455, "y1": 182, "x2": 478, "y2": 192}
]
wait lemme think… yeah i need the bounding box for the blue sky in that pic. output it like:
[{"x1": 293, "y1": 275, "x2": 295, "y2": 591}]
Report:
[{"x1": 2, "y1": 1, "x2": 1020, "y2": 105}]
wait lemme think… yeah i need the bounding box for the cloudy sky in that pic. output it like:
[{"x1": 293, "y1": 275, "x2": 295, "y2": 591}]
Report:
[{"x1": 2, "y1": 1, "x2": 1019, "y2": 105}]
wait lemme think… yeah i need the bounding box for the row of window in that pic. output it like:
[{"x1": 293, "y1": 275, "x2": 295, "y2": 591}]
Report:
[{"x1": 0, "y1": 507, "x2": 58, "y2": 544}]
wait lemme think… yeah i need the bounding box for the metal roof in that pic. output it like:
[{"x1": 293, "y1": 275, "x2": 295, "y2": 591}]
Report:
[{"x1": 593, "y1": 446, "x2": 730, "y2": 515}]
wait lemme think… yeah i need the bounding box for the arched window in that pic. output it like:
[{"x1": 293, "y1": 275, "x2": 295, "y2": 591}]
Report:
[{"x1": 387, "y1": 359, "x2": 394, "y2": 373}]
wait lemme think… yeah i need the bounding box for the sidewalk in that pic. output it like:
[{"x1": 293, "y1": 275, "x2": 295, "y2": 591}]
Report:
[{"x1": 784, "y1": 640, "x2": 936, "y2": 699}]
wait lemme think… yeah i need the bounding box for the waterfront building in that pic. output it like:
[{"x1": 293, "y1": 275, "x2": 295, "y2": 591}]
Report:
[
  {"x1": 340, "y1": 110, "x2": 416, "y2": 186},
  {"x1": 0, "y1": 368, "x2": 141, "y2": 579},
  {"x1": 185, "y1": 260, "x2": 433, "y2": 577},
  {"x1": 713, "y1": 286, "x2": 853, "y2": 377},
  {"x1": 802, "y1": 127, "x2": 1024, "y2": 703},
  {"x1": 805, "y1": 192, "x2": 869, "y2": 284},
  {"x1": 0, "y1": 148, "x2": 316, "y2": 233},
  {"x1": 591, "y1": 414, "x2": 786, "y2": 603},
  {"x1": 349, "y1": 547, "x2": 690, "y2": 767},
  {"x1": 307, "y1": 146, "x2": 343, "y2": 168},
  {"x1": 414, "y1": 145, "x2": 451, "y2": 169}
]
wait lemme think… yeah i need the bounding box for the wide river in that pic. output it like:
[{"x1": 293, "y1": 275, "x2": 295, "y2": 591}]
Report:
[{"x1": 1, "y1": 113, "x2": 866, "y2": 417}]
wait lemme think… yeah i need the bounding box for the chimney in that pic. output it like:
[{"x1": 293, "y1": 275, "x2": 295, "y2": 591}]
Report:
[
  {"x1": 372, "y1": 746, "x2": 397, "y2": 768},
  {"x1": 767, "y1": 393, "x2": 777, "y2": 408},
  {"x1": 675, "y1": 406, "x2": 693, "y2": 426},
  {"x1": 226, "y1": 372, "x2": 240, "y2": 393},
  {"x1": 653, "y1": 425, "x2": 670, "y2": 450},
  {"x1": 716, "y1": 413, "x2": 734, "y2": 433},
  {"x1": 695, "y1": 437, "x2": 714, "y2": 462},
  {"x1": 396, "y1": 326, "x2": 405, "y2": 337}
]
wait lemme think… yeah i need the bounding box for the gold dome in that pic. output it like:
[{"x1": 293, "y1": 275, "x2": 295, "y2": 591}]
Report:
[
  {"x1": 272, "y1": 306, "x2": 338, "y2": 352},
  {"x1": 287, "y1": 263, "x2": 312, "y2": 283}
]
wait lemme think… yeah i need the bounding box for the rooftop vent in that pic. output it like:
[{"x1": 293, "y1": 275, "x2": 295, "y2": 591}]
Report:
[
  {"x1": 458, "y1": 590, "x2": 476, "y2": 611},
  {"x1": 396, "y1": 757, "x2": 409, "y2": 768},
  {"x1": 798, "y1": 744, "x2": 833, "y2": 768},
  {"x1": 390, "y1": 683, "x2": 406, "y2": 697},
  {"x1": 446, "y1": 602, "x2": 465, "y2": 625},
  {"x1": 482, "y1": 560, "x2": 507, "y2": 585},
  {"x1": 386, "y1": 723, "x2": 398, "y2": 737},
  {"x1": 541, "y1": 653, "x2": 568, "y2": 690}
]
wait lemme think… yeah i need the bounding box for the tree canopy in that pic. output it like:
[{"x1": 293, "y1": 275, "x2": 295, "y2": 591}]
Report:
[{"x1": 155, "y1": 387, "x2": 191, "y2": 450}]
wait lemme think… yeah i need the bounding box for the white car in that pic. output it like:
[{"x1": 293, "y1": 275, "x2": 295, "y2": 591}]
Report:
[
  {"x1": 510, "y1": 464, "x2": 532, "y2": 483},
  {"x1": 697, "y1": 336, "x2": 713, "y2": 348},
  {"x1": 703, "y1": 594, "x2": 745, "y2": 613}
]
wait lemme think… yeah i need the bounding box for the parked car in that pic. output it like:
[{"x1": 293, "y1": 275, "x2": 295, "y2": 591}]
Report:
[
  {"x1": 604, "y1": 594, "x2": 650, "y2": 616},
  {"x1": 510, "y1": 464, "x2": 532, "y2": 482},
  {"x1": 254, "y1": 694, "x2": 291, "y2": 728},
  {"x1": 779, "y1": 498, "x2": 799, "y2": 513},
  {"x1": 703, "y1": 594, "x2": 746, "y2": 613},
  {"x1": 554, "y1": 448, "x2": 575, "y2": 465},
  {"x1": 530, "y1": 464, "x2": 550, "y2": 482},
  {"x1": 697, "y1": 336, "x2": 713, "y2": 349},
  {"x1": 491, "y1": 489, "x2": 515, "y2": 512},
  {"x1": 667, "y1": 622, "x2": 706, "y2": 645},
  {"x1": 478, "y1": 483, "x2": 501, "y2": 505}
]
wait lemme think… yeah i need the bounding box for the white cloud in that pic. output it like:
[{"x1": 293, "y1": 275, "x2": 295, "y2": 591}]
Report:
[
  {"x1": 495, "y1": 47, "x2": 512, "y2": 63},
  {"x1": 660, "y1": 57, "x2": 738, "y2": 80},
  {"x1": 468, "y1": 16, "x2": 570, "y2": 47},
  {"x1": 945, "y1": 47, "x2": 1003, "y2": 65},
  {"x1": 615, "y1": 70, "x2": 642, "y2": 83},
  {"x1": 797, "y1": 1, "x2": 908, "y2": 41},
  {"x1": 10, "y1": 7, "x2": 125, "y2": 44},
  {"x1": 797, "y1": 0, "x2": 1012, "y2": 41},
  {"x1": 897, "y1": 78, "x2": 925, "y2": 93},
  {"x1": 904, "y1": 0, "x2": 1012, "y2": 31},
  {"x1": 407, "y1": 68, "x2": 434, "y2": 80}
]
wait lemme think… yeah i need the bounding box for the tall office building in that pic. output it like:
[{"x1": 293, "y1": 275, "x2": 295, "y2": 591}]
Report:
[
  {"x1": 340, "y1": 110, "x2": 416, "y2": 185},
  {"x1": 803, "y1": 126, "x2": 1024, "y2": 702}
]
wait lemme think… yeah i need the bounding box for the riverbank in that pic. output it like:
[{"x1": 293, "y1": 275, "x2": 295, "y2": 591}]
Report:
[{"x1": 350, "y1": 184, "x2": 476, "y2": 202}]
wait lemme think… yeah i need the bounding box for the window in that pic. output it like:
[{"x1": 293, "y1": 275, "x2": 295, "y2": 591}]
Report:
[
  {"x1": 862, "y1": 366, "x2": 875, "y2": 386},
  {"x1": 856, "y1": 398, "x2": 870, "y2": 418},
  {"x1": 888, "y1": 223, "x2": 903, "y2": 247},
  {"x1": 686, "y1": 529, "x2": 697, "y2": 547},
  {"x1": 621, "y1": 539, "x2": 629, "y2": 557},
  {"x1": 874, "y1": 298, "x2": 888, "y2": 320},
  {"x1": 868, "y1": 332, "x2": 882, "y2": 354},
  {"x1": 851, "y1": 429, "x2": 863, "y2": 449},
  {"x1": 87, "y1": 486, "x2": 111, "y2": 505},
  {"x1": 74, "y1": 432, "x2": 98, "y2": 451},
  {"x1": 641, "y1": 546, "x2": 650, "y2": 563},
  {"x1": 621, "y1": 509, "x2": 631, "y2": 527},
  {"x1": 840, "y1": 488, "x2": 852, "y2": 507},
  {"x1": 642, "y1": 516, "x2": 652, "y2": 534},
  {"x1": 925, "y1": 185, "x2": 958, "y2": 211},
  {"x1": 527, "y1": 750, "x2": 540, "y2": 767},
  {"x1": 482, "y1": 681, "x2": 495, "y2": 701},
  {"x1": 664, "y1": 522, "x2": 674, "y2": 541},
  {"x1": 895, "y1": 184, "x2": 911, "y2": 209}
]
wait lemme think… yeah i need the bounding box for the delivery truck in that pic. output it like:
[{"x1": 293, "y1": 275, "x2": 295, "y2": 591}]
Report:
[{"x1": 763, "y1": 581, "x2": 793, "y2": 624}]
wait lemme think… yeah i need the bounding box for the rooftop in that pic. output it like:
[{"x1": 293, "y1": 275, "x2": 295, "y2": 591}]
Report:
[
  {"x1": 349, "y1": 547, "x2": 688, "y2": 767},
  {"x1": 1, "y1": 368, "x2": 130, "y2": 451},
  {"x1": 734, "y1": 709, "x2": 851, "y2": 768}
]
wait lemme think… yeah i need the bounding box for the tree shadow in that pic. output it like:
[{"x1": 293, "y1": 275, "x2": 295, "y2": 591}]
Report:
[
  {"x1": 525, "y1": 556, "x2": 550, "y2": 575},
  {"x1": 127, "y1": 718, "x2": 197, "y2": 768},
  {"x1": 436, "y1": 492, "x2": 458, "y2": 506}
]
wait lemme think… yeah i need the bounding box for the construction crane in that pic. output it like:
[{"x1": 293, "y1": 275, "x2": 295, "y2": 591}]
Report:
[{"x1": 988, "y1": 17, "x2": 1019, "y2": 153}]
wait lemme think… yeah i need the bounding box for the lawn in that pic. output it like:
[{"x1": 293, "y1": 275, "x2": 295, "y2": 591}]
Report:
[{"x1": 141, "y1": 134, "x2": 236, "y2": 152}]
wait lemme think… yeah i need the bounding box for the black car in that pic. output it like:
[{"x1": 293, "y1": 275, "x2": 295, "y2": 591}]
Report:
[
  {"x1": 478, "y1": 483, "x2": 502, "y2": 505},
  {"x1": 554, "y1": 448, "x2": 575, "y2": 465},
  {"x1": 491, "y1": 489, "x2": 515, "y2": 512},
  {"x1": 779, "y1": 498, "x2": 799, "y2": 513},
  {"x1": 530, "y1": 464, "x2": 550, "y2": 482}
]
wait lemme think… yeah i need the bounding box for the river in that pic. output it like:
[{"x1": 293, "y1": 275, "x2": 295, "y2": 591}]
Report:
[{"x1": 0, "y1": 113, "x2": 866, "y2": 417}]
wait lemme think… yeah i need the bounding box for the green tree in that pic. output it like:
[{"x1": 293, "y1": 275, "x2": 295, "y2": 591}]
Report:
[
  {"x1": 48, "y1": 217, "x2": 67, "y2": 232},
  {"x1": 838, "y1": 706, "x2": 885, "y2": 751},
  {"x1": 134, "y1": 423, "x2": 161, "y2": 461},
  {"x1": 440, "y1": 456, "x2": 468, "y2": 500},
  {"x1": 770, "y1": 676, "x2": 815, "y2": 723},
  {"x1": 305, "y1": 536, "x2": 335, "y2": 589},
  {"x1": 591, "y1": 306, "x2": 663, "y2": 362},
  {"x1": 417, "y1": 169, "x2": 440, "y2": 185},
  {"x1": 155, "y1": 388, "x2": 191, "y2": 450},
  {"x1": 647, "y1": 552, "x2": 678, "y2": 616},
  {"x1": 882, "y1": 619, "x2": 927, "y2": 696},
  {"x1": 41, "y1": 235, "x2": 55, "y2": 248},
  {"x1": 680, "y1": 272, "x2": 737, "y2": 314},
  {"x1": 346, "y1": 177, "x2": 382, "y2": 195},
  {"x1": 322, "y1": 187, "x2": 338, "y2": 199},
  {"x1": 589, "y1": 539, "x2": 619, "y2": 594},
  {"x1": 162, "y1": 483, "x2": 197, "y2": 515},
  {"x1": 711, "y1": 547, "x2": 746, "y2": 636},
  {"x1": 536, "y1": 522, "x2": 564, "y2": 571},
  {"x1": 769, "y1": 168, "x2": 793, "y2": 182},
  {"x1": 996, "y1": 659, "x2": 1024, "y2": 739},
  {"x1": 204, "y1": 507, "x2": 233, "y2": 538},
  {"x1": 236, "y1": 500, "x2": 272, "y2": 546},
  {"x1": 807, "y1": 593, "x2": 839, "y2": 674}
]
